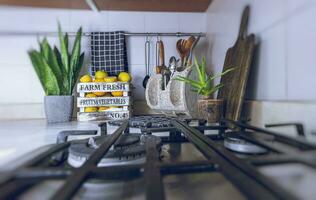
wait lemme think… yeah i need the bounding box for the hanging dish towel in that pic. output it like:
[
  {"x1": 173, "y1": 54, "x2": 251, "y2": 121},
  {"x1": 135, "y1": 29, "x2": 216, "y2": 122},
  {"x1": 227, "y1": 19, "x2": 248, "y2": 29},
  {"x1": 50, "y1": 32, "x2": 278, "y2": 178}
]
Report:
[{"x1": 90, "y1": 31, "x2": 128, "y2": 76}]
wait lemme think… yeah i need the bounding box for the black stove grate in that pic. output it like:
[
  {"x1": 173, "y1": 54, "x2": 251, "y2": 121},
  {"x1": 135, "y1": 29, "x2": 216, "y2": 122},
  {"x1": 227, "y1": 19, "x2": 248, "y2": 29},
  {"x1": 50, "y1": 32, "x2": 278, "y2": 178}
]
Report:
[{"x1": 0, "y1": 117, "x2": 316, "y2": 200}]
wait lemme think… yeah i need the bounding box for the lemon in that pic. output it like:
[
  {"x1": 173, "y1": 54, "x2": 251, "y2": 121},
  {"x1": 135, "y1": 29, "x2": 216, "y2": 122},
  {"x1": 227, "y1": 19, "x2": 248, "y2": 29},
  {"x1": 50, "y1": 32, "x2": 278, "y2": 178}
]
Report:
[
  {"x1": 95, "y1": 71, "x2": 108, "y2": 79},
  {"x1": 85, "y1": 93, "x2": 97, "y2": 98},
  {"x1": 84, "y1": 107, "x2": 98, "y2": 112},
  {"x1": 94, "y1": 92, "x2": 106, "y2": 96},
  {"x1": 111, "y1": 91, "x2": 123, "y2": 97},
  {"x1": 118, "y1": 72, "x2": 131, "y2": 82},
  {"x1": 94, "y1": 78, "x2": 105, "y2": 83},
  {"x1": 80, "y1": 75, "x2": 92, "y2": 83},
  {"x1": 92, "y1": 79, "x2": 106, "y2": 96},
  {"x1": 94, "y1": 92, "x2": 111, "y2": 97},
  {"x1": 98, "y1": 106, "x2": 109, "y2": 112},
  {"x1": 104, "y1": 76, "x2": 117, "y2": 83}
]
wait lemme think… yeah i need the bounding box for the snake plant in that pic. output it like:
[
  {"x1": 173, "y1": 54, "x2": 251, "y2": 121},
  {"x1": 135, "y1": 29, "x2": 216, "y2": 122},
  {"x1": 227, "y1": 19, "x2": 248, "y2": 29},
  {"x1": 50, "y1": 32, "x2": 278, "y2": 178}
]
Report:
[
  {"x1": 28, "y1": 24, "x2": 84, "y2": 95},
  {"x1": 174, "y1": 57, "x2": 234, "y2": 98}
]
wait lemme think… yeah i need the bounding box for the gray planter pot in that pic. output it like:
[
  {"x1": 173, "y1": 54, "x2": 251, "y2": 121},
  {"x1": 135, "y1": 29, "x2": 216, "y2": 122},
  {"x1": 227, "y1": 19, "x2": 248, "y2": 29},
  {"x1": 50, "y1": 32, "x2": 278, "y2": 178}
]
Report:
[{"x1": 44, "y1": 95, "x2": 74, "y2": 123}]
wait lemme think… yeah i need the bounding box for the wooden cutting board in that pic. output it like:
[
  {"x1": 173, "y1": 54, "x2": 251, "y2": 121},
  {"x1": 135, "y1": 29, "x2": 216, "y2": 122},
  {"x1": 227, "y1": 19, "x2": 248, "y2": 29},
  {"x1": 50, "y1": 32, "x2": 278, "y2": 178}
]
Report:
[{"x1": 217, "y1": 6, "x2": 255, "y2": 123}]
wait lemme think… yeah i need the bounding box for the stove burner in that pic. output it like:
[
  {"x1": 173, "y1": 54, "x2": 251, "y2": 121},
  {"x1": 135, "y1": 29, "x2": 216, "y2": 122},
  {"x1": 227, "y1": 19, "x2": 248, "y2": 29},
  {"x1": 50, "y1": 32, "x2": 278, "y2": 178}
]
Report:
[
  {"x1": 108, "y1": 115, "x2": 189, "y2": 128},
  {"x1": 68, "y1": 134, "x2": 162, "y2": 167},
  {"x1": 224, "y1": 133, "x2": 268, "y2": 154}
]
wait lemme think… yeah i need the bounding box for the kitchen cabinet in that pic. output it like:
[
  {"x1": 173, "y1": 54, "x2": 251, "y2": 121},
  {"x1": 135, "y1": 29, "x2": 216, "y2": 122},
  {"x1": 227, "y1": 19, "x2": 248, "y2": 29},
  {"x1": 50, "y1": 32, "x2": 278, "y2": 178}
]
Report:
[{"x1": 0, "y1": 0, "x2": 212, "y2": 12}]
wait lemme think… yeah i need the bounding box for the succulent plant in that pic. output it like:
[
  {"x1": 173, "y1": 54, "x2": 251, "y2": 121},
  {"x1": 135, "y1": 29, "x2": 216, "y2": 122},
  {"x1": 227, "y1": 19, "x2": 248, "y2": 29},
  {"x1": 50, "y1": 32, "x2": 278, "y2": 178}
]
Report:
[
  {"x1": 174, "y1": 57, "x2": 234, "y2": 98},
  {"x1": 28, "y1": 24, "x2": 84, "y2": 95}
]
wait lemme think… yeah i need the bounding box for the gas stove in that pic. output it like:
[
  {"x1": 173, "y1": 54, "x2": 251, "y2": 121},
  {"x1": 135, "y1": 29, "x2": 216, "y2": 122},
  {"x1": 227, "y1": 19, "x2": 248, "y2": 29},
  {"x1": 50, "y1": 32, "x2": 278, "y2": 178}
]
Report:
[{"x1": 0, "y1": 115, "x2": 316, "y2": 200}]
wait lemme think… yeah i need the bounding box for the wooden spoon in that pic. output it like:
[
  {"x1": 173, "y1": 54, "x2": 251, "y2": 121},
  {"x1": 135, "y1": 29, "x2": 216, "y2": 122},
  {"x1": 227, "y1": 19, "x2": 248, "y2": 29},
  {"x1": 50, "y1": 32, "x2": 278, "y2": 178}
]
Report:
[
  {"x1": 176, "y1": 39, "x2": 186, "y2": 67},
  {"x1": 183, "y1": 36, "x2": 196, "y2": 66}
]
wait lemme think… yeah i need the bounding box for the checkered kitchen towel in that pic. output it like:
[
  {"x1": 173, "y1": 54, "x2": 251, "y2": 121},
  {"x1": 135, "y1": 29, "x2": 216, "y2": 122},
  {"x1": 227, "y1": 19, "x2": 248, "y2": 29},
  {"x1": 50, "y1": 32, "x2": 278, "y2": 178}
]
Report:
[{"x1": 90, "y1": 31, "x2": 128, "y2": 76}]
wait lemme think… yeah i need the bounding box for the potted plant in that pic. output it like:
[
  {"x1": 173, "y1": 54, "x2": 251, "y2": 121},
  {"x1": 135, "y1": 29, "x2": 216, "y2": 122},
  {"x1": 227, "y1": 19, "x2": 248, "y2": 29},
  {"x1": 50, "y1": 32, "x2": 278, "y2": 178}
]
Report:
[
  {"x1": 28, "y1": 24, "x2": 84, "y2": 123},
  {"x1": 174, "y1": 57, "x2": 234, "y2": 123}
]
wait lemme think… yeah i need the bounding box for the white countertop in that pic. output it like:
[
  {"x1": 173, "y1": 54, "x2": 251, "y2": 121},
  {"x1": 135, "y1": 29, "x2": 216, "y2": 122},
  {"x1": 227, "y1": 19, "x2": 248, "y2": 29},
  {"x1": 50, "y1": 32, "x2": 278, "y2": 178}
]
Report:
[{"x1": 0, "y1": 119, "x2": 107, "y2": 167}]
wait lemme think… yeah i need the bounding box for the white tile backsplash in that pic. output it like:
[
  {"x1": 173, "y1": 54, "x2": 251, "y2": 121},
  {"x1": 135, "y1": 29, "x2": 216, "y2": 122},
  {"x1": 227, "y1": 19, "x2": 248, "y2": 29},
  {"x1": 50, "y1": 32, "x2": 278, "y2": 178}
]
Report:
[
  {"x1": 287, "y1": 5, "x2": 316, "y2": 100},
  {"x1": 206, "y1": 0, "x2": 316, "y2": 101},
  {"x1": 0, "y1": 6, "x2": 206, "y2": 114},
  {"x1": 108, "y1": 11, "x2": 145, "y2": 32},
  {"x1": 0, "y1": 36, "x2": 38, "y2": 65},
  {"x1": 250, "y1": 0, "x2": 286, "y2": 33},
  {"x1": 144, "y1": 12, "x2": 179, "y2": 32},
  {"x1": 69, "y1": 10, "x2": 109, "y2": 32},
  {"x1": 286, "y1": 0, "x2": 315, "y2": 14},
  {"x1": 0, "y1": 6, "x2": 70, "y2": 32},
  {"x1": 253, "y1": 23, "x2": 287, "y2": 100},
  {"x1": 126, "y1": 37, "x2": 146, "y2": 65},
  {"x1": 0, "y1": 66, "x2": 35, "y2": 104},
  {"x1": 130, "y1": 64, "x2": 146, "y2": 101},
  {"x1": 179, "y1": 13, "x2": 207, "y2": 32}
]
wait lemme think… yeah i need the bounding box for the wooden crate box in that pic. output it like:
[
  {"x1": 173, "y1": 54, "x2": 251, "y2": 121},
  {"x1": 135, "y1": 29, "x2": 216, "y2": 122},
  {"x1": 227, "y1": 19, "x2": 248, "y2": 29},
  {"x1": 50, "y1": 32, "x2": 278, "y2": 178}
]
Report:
[{"x1": 77, "y1": 82, "x2": 131, "y2": 121}]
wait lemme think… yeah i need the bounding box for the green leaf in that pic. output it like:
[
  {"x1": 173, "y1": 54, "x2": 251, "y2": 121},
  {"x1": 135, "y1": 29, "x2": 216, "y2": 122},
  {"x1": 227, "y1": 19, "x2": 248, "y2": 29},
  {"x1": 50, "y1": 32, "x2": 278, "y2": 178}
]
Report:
[
  {"x1": 194, "y1": 57, "x2": 204, "y2": 83},
  {"x1": 28, "y1": 50, "x2": 45, "y2": 91},
  {"x1": 200, "y1": 57, "x2": 207, "y2": 82},
  {"x1": 54, "y1": 46, "x2": 63, "y2": 69},
  {"x1": 46, "y1": 44, "x2": 64, "y2": 92},
  {"x1": 28, "y1": 50, "x2": 60, "y2": 95},
  {"x1": 72, "y1": 52, "x2": 84, "y2": 88},
  {"x1": 209, "y1": 67, "x2": 235, "y2": 82},
  {"x1": 69, "y1": 27, "x2": 82, "y2": 94},
  {"x1": 40, "y1": 38, "x2": 50, "y2": 60},
  {"x1": 174, "y1": 76, "x2": 202, "y2": 89},
  {"x1": 64, "y1": 33, "x2": 68, "y2": 51},
  {"x1": 204, "y1": 77, "x2": 213, "y2": 91},
  {"x1": 204, "y1": 83, "x2": 224, "y2": 96},
  {"x1": 58, "y1": 23, "x2": 69, "y2": 74},
  {"x1": 177, "y1": 56, "x2": 234, "y2": 97}
]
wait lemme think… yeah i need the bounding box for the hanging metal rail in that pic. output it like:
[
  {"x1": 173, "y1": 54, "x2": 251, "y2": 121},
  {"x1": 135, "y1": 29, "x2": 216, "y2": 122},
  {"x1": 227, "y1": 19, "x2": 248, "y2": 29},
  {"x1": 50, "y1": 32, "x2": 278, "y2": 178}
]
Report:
[{"x1": 0, "y1": 31, "x2": 206, "y2": 37}]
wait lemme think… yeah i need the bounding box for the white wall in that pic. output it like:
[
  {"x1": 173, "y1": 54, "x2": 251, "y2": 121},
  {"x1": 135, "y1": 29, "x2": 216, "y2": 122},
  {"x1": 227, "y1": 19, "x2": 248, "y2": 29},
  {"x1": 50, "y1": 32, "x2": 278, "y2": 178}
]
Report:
[
  {"x1": 206, "y1": 0, "x2": 316, "y2": 136},
  {"x1": 0, "y1": 6, "x2": 206, "y2": 119},
  {"x1": 206, "y1": 0, "x2": 316, "y2": 101}
]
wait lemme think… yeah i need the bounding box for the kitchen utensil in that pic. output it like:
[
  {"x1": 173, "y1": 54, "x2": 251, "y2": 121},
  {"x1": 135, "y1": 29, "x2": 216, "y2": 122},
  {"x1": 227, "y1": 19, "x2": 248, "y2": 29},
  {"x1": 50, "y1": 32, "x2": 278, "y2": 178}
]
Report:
[
  {"x1": 187, "y1": 35, "x2": 200, "y2": 65},
  {"x1": 169, "y1": 56, "x2": 177, "y2": 76},
  {"x1": 156, "y1": 41, "x2": 169, "y2": 90},
  {"x1": 156, "y1": 40, "x2": 166, "y2": 74},
  {"x1": 176, "y1": 39, "x2": 186, "y2": 67},
  {"x1": 183, "y1": 36, "x2": 196, "y2": 66},
  {"x1": 162, "y1": 66, "x2": 171, "y2": 90},
  {"x1": 176, "y1": 37, "x2": 193, "y2": 71},
  {"x1": 217, "y1": 5, "x2": 255, "y2": 124},
  {"x1": 142, "y1": 36, "x2": 151, "y2": 88},
  {"x1": 156, "y1": 37, "x2": 159, "y2": 67}
]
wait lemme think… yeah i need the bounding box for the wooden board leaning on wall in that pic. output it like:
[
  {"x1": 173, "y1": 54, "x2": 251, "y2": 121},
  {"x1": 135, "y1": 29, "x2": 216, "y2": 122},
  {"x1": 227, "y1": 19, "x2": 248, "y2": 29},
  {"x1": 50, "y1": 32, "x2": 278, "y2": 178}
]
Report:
[{"x1": 217, "y1": 6, "x2": 255, "y2": 128}]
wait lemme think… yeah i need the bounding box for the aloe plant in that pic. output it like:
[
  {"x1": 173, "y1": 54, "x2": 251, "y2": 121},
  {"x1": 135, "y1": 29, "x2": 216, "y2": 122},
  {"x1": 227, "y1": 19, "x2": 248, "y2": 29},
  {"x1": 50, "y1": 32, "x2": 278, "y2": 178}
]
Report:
[
  {"x1": 174, "y1": 57, "x2": 234, "y2": 98},
  {"x1": 28, "y1": 24, "x2": 84, "y2": 95}
]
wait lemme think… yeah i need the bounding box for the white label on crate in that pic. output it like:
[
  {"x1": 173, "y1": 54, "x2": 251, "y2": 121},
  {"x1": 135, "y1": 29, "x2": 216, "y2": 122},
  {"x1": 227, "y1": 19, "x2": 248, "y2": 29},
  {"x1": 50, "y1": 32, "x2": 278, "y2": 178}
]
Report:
[
  {"x1": 77, "y1": 111, "x2": 130, "y2": 121},
  {"x1": 108, "y1": 111, "x2": 129, "y2": 119},
  {"x1": 77, "y1": 97, "x2": 130, "y2": 107},
  {"x1": 77, "y1": 82, "x2": 129, "y2": 92}
]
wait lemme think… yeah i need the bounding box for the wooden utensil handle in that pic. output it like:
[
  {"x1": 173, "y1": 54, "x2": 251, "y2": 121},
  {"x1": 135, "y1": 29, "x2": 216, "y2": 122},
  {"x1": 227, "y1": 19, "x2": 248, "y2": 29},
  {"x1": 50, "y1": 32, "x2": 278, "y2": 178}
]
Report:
[
  {"x1": 159, "y1": 41, "x2": 165, "y2": 66},
  {"x1": 156, "y1": 66, "x2": 162, "y2": 74},
  {"x1": 238, "y1": 5, "x2": 250, "y2": 39}
]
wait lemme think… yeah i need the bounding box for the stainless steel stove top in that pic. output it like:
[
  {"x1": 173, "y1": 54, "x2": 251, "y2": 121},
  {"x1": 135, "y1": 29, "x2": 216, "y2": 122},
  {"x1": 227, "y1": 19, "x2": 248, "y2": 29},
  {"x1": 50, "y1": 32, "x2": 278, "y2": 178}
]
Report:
[{"x1": 1, "y1": 116, "x2": 316, "y2": 200}]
